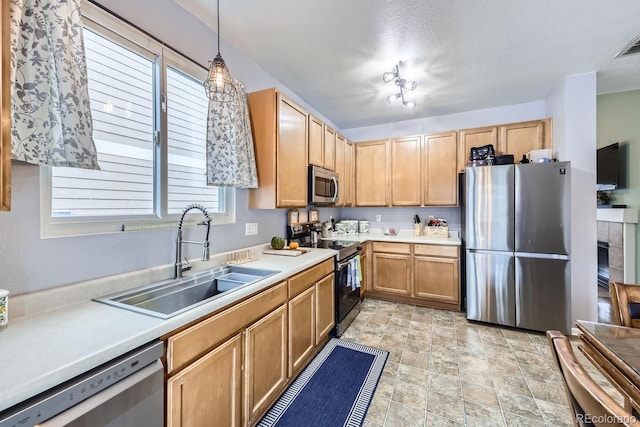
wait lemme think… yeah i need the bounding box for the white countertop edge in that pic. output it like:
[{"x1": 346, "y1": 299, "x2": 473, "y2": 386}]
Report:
[
  {"x1": 0, "y1": 249, "x2": 336, "y2": 413},
  {"x1": 322, "y1": 228, "x2": 461, "y2": 245}
]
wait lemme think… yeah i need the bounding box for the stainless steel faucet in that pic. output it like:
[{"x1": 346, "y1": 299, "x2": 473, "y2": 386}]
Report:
[{"x1": 174, "y1": 204, "x2": 212, "y2": 279}]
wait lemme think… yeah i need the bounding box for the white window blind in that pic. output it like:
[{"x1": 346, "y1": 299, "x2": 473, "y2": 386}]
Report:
[
  {"x1": 51, "y1": 27, "x2": 155, "y2": 217},
  {"x1": 166, "y1": 67, "x2": 221, "y2": 215}
]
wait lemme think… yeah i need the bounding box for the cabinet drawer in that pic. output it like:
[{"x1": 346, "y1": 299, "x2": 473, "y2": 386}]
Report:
[
  {"x1": 414, "y1": 244, "x2": 459, "y2": 258},
  {"x1": 167, "y1": 281, "x2": 287, "y2": 374},
  {"x1": 372, "y1": 242, "x2": 411, "y2": 254},
  {"x1": 288, "y1": 258, "x2": 333, "y2": 297}
]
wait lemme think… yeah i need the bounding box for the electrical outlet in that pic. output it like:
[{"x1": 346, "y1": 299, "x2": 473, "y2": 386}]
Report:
[
  {"x1": 376, "y1": 214, "x2": 381, "y2": 222},
  {"x1": 245, "y1": 223, "x2": 258, "y2": 236}
]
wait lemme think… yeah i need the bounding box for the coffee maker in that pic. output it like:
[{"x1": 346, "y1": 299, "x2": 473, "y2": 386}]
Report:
[{"x1": 287, "y1": 221, "x2": 321, "y2": 247}]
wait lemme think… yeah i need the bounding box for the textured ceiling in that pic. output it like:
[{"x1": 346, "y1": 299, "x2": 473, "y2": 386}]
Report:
[{"x1": 175, "y1": 0, "x2": 640, "y2": 129}]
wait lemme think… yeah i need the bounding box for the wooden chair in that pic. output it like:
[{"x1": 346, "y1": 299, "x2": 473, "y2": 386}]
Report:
[
  {"x1": 546, "y1": 330, "x2": 638, "y2": 426},
  {"x1": 610, "y1": 282, "x2": 640, "y2": 328}
]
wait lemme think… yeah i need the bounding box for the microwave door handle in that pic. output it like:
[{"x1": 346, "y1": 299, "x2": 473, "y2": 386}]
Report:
[{"x1": 331, "y1": 177, "x2": 338, "y2": 202}]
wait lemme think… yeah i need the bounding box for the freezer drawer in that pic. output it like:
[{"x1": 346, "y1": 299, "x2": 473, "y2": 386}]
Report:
[
  {"x1": 466, "y1": 250, "x2": 515, "y2": 327},
  {"x1": 516, "y1": 255, "x2": 571, "y2": 333}
]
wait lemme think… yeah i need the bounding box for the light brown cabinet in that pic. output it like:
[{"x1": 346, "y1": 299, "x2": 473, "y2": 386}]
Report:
[
  {"x1": 368, "y1": 242, "x2": 461, "y2": 311},
  {"x1": 334, "y1": 134, "x2": 346, "y2": 206},
  {"x1": 308, "y1": 115, "x2": 324, "y2": 167},
  {"x1": 344, "y1": 142, "x2": 354, "y2": 206},
  {"x1": 457, "y1": 119, "x2": 552, "y2": 171},
  {"x1": 244, "y1": 305, "x2": 288, "y2": 425},
  {"x1": 248, "y1": 88, "x2": 308, "y2": 208},
  {"x1": 413, "y1": 245, "x2": 460, "y2": 305},
  {"x1": 288, "y1": 286, "x2": 315, "y2": 376},
  {"x1": 457, "y1": 126, "x2": 498, "y2": 172},
  {"x1": 1, "y1": 0, "x2": 11, "y2": 212},
  {"x1": 423, "y1": 131, "x2": 458, "y2": 206},
  {"x1": 371, "y1": 242, "x2": 412, "y2": 295},
  {"x1": 355, "y1": 140, "x2": 390, "y2": 206},
  {"x1": 167, "y1": 333, "x2": 243, "y2": 427},
  {"x1": 287, "y1": 259, "x2": 334, "y2": 377},
  {"x1": 391, "y1": 136, "x2": 422, "y2": 206},
  {"x1": 324, "y1": 125, "x2": 336, "y2": 171}
]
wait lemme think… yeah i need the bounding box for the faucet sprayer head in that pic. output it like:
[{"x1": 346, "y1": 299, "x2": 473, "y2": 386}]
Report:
[{"x1": 201, "y1": 241, "x2": 210, "y2": 261}]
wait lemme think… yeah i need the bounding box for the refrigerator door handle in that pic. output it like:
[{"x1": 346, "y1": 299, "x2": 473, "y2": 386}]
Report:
[
  {"x1": 468, "y1": 249, "x2": 512, "y2": 255},
  {"x1": 515, "y1": 252, "x2": 570, "y2": 260}
]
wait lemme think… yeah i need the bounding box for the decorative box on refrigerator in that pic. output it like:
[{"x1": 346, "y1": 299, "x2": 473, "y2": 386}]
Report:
[{"x1": 465, "y1": 162, "x2": 571, "y2": 333}]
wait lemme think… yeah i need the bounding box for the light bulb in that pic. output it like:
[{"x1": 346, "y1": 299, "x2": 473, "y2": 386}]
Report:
[
  {"x1": 403, "y1": 81, "x2": 417, "y2": 91},
  {"x1": 383, "y1": 71, "x2": 396, "y2": 83},
  {"x1": 404, "y1": 100, "x2": 416, "y2": 109}
]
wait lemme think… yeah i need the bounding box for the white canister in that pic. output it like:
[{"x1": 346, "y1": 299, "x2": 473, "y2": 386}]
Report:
[
  {"x1": 358, "y1": 220, "x2": 369, "y2": 233},
  {"x1": 0, "y1": 289, "x2": 8, "y2": 330}
]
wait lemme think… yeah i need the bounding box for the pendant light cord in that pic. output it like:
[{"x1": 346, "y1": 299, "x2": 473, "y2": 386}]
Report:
[{"x1": 217, "y1": 0, "x2": 221, "y2": 55}]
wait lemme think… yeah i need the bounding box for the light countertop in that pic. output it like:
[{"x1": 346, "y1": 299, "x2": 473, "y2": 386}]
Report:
[{"x1": 0, "y1": 248, "x2": 336, "y2": 413}]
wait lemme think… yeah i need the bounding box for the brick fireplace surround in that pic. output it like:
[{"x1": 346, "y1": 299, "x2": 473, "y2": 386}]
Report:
[{"x1": 597, "y1": 208, "x2": 638, "y2": 285}]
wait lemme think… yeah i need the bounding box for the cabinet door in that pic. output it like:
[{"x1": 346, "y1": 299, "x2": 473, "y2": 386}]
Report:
[
  {"x1": 414, "y1": 255, "x2": 459, "y2": 304},
  {"x1": 315, "y1": 274, "x2": 335, "y2": 344},
  {"x1": 457, "y1": 126, "x2": 498, "y2": 172},
  {"x1": 289, "y1": 286, "x2": 315, "y2": 376},
  {"x1": 323, "y1": 125, "x2": 336, "y2": 171},
  {"x1": 308, "y1": 115, "x2": 324, "y2": 167},
  {"x1": 344, "y1": 142, "x2": 354, "y2": 206},
  {"x1": 498, "y1": 120, "x2": 544, "y2": 163},
  {"x1": 391, "y1": 136, "x2": 422, "y2": 206},
  {"x1": 355, "y1": 140, "x2": 390, "y2": 206},
  {"x1": 334, "y1": 134, "x2": 346, "y2": 206},
  {"x1": 423, "y1": 131, "x2": 458, "y2": 206},
  {"x1": 372, "y1": 252, "x2": 411, "y2": 295},
  {"x1": 167, "y1": 333, "x2": 243, "y2": 427},
  {"x1": 245, "y1": 305, "x2": 288, "y2": 425},
  {"x1": 277, "y1": 95, "x2": 308, "y2": 207}
]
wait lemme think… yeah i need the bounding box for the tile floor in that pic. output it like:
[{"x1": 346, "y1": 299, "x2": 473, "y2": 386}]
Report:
[{"x1": 340, "y1": 298, "x2": 623, "y2": 426}]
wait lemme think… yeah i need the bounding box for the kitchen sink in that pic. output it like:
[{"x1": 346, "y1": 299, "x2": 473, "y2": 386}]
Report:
[{"x1": 94, "y1": 265, "x2": 280, "y2": 319}]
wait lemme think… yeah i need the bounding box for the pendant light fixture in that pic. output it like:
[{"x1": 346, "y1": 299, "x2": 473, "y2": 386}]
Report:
[
  {"x1": 383, "y1": 63, "x2": 417, "y2": 109},
  {"x1": 204, "y1": 0, "x2": 234, "y2": 102}
]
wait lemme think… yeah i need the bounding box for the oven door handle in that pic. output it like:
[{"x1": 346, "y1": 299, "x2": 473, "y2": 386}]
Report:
[{"x1": 337, "y1": 254, "x2": 360, "y2": 269}]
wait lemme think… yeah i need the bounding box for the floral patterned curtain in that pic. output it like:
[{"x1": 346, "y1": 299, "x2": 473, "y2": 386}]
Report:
[
  {"x1": 206, "y1": 79, "x2": 258, "y2": 188},
  {"x1": 9, "y1": 0, "x2": 99, "y2": 169}
]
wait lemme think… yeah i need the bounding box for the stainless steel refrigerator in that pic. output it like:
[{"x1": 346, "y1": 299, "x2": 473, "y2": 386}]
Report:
[{"x1": 465, "y1": 162, "x2": 571, "y2": 333}]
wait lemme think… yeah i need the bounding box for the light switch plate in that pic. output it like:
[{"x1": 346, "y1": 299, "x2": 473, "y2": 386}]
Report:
[
  {"x1": 245, "y1": 223, "x2": 258, "y2": 235},
  {"x1": 376, "y1": 214, "x2": 381, "y2": 222}
]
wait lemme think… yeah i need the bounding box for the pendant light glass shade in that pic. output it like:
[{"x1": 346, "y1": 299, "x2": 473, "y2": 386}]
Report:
[
  {"x1": 205, "y1": 53, "x2": 234, "y2": 102},
  {"x1": 204, "y1": 0, "x2": 234, "y2": 102}
]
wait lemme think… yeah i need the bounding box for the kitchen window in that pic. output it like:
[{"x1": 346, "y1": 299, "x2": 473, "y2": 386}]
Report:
[{"x1": 40, "y1": 3, "x2": 234, "y2": 238}]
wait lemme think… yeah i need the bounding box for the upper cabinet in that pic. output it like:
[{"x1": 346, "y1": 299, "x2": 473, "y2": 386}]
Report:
[
  {"x1": 457, "y1": 126, "x2": 498, "y2": 173},
  {"x1": 248, "y1": 88, "x2": 308, "y2": 209},
  {"x1": 355, "y1": 140, "x2": 390, "y2": 206},
  {"x1": 323, "y1": 125, "x2": 336, "y2": 171},
  {"x1": 334, "y1": 133, "x2": 346, "y2": 206},
  {"x1": 423, "y1": 131, "x2": 458, "y2": 206},
  {"x1": 307, "y1": 115, "x2": 336, "y2": 171},
  {"x1": 457, "y1": 119, "x2": 552, "y2": 172},
  {"x1": 1, "y1": 0, "x2": 11, "y2": 212},
  {"x1": 391, "y1": 136, "x2": 422, "y2": 206},
  {"x1": 308, "y1": 115, "x2": 324, "y2": 167}
]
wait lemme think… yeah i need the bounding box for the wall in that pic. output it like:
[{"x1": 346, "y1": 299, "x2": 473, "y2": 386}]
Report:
[
  {"x1": 597, "y1": 90, "x2": 640, "y2": 281},
  {"x1": 0, "y1": 0, "x2": 343, "y2": 296},
  {"x1": 546, "y1": 72, "x2": 598, "y2": 325}
]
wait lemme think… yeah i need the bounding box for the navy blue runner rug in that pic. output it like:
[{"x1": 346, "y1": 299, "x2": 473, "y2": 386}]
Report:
[{"x1": 258, "y1": 338, "x2": 388, "y2": 427}]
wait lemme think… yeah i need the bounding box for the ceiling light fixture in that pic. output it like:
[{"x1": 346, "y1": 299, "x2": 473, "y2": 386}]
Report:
[
  {"x1": 383, "y1": 63, "x2": 417, "y2": 109},
  {"x1": 204, "y1": 0, "x2": 234, "y2": 102}
]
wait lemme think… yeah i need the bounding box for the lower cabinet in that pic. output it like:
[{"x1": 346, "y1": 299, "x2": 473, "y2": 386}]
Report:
[
  {"x1": 167, "y1": 333, "x2": 243, "y2": 427},
  {"x1": 165, "y1": 258, "x2": 335, "y2": 427},
  {"x1": 245, "y1": 304, "x2": 288, "y2": 425},
  {"x1": 369, "y1": 242, "x2": 461, "y2": 310},
  {"x1": 289, "y1": 286, "x2": 315, "y2": 376}
]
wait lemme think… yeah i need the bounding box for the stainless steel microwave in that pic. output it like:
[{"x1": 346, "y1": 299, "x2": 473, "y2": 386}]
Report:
[{"x1": 308, "y1": 165, "x2": 339, "y2": 205}]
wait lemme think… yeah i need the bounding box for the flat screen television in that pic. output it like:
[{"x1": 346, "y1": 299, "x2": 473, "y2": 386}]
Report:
[{"x1": 596, "y1": 142, "x2": 620, "y2": 190}]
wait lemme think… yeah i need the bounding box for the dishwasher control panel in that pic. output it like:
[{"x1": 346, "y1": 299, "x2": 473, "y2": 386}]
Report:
[{"x1": 0, "y1": 340, "x2": 163, "y2": 427}]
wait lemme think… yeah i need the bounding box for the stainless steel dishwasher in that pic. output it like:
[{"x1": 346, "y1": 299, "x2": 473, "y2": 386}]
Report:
[{"x1": 0, "y1": 340, "x2": 164, "y2": 427}]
